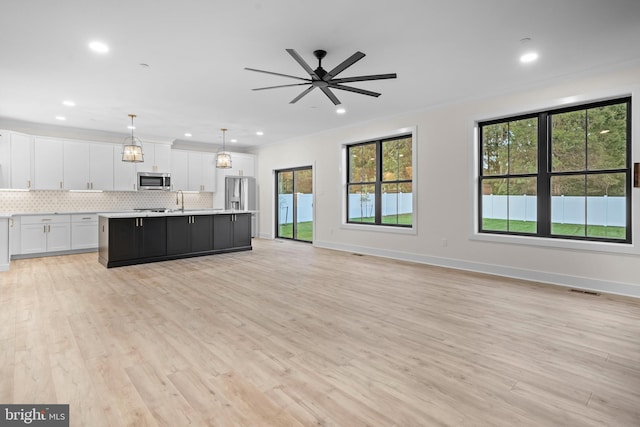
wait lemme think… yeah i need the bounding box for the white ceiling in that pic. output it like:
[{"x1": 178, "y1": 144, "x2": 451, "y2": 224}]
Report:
[{"x1": 1, "y1": 0, "x2": 639, "y2": 150}]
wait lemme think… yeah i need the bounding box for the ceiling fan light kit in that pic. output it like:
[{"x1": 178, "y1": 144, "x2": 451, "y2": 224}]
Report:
[{"x1": 246, "y1": 49, "x2": 397, "y2": 106}]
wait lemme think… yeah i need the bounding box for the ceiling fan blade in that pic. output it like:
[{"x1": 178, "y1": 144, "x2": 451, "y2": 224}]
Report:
[
  {"x1": 320, "y1": 87, "x2": 341, "y2": 105},
  {"x1": 244, "y1": 67, "x2": 310, "y2": 82},
  {"x1": 330, "y1": 73, "x2": 397, "y2": 84},
  {"x1": 252, "y1": 83, "x2": 311, "y2": 91},
  {"x1": 290, "y1": 86, "x2": 316, "y2": 104},
  {"x1": 329, "y1": 84, "x2": 381, "y2": 98},
  {"x1": 286, "y1": 49, "x2": 320, "y2": 79},
  {"x1": 324, "y1": 51, "x2": 366, "y2": 81}
]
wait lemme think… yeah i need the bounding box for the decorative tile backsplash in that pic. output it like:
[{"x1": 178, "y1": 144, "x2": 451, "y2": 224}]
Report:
[{"x1": 0, "y1": 190, "x2": 213, "y2": 213}]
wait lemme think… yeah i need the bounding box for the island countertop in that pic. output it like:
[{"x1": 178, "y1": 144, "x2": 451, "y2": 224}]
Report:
[{"x1": 99, "y1": 210, "x2": 256, "y2": 218}]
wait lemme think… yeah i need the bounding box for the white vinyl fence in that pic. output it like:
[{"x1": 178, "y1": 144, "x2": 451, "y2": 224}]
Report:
[
  {"x1": 278, "y1": 194, "x2": 624, "y2": 226},
  {"x1": 482, "y1": 195, "x2": 626, "y2": 226},
  {"x1": 277, "y1": 192, "x2": 413, "y2": 224}
]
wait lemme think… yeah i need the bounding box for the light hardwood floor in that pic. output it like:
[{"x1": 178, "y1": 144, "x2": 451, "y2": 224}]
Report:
[{"x1": 1, "y1": 238, "x2": 639, "y2": 426}]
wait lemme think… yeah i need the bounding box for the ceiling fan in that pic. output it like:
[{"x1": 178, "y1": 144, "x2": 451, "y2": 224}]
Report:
[{"x1": 245, "y1": 49, "x2": 397, "y2": 105}]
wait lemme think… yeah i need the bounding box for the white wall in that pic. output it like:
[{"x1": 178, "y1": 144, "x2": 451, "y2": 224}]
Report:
[{"x1": 256, "y1": 65, "x2": 640, "y2": 297}]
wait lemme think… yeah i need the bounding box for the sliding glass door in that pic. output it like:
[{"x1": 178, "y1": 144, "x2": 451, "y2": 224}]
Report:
[{"x1": 276, "y1": 167, "x2": 313, "y2": 242}]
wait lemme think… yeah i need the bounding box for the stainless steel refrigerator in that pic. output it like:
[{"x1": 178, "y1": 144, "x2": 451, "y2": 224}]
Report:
[{"x1": 225, "y1": 176, "x2": 257, "y2": 237}]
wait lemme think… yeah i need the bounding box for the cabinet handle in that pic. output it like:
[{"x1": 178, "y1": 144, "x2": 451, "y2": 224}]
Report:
[
  {"x1": 27, "y1": 180, "x2": 31, "y2": 189},
  {"x1": 135, "y1": 218, "x2": 138, "y2": 227},
  {"x1": 41, "y1": 218, "x2": 51, "y2": 221},
  {"x1": 48, "y1": 225, "x2": 51, "y2": 232},
  {"x1": 87, "y1": 182, "x2": 90, "y2": 189},
  {"x1": 10, "y1": 218, "x2": 14, "y2": 227},
  {"x1": 91, "y1": 182, "x2": 93, "y2": 189},
  {"x1": 82, "y1": 217, "x2": 92, "y2": 220},
  {"x1": 140, "y1": 218, "x2": 143, "y2": 227},
  {"x1": 43, "y1": 225, "x2": 46, "y2": 233},
  {"x1": 60, "y1": 181, "x2": 63, "y2": 189}
]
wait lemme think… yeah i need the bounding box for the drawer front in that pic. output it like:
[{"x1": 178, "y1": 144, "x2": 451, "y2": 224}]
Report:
[
  {"x1": 20, "y1": 214, "x2": 71, "y2": 225},
  {"x1": 71, "y1": 213, "x2": 98, "y2": 223}
]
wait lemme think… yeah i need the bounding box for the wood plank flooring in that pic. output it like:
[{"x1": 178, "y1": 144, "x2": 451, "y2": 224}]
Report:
[{"x1": 1, "y1": 238, "x2": 639, "y2": 426}]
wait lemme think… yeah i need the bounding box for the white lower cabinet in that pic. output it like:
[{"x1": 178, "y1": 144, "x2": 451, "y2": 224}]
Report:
[
  {"x1": 19, "y1": 215, "x2": 71, "y2": 255},
  {"x1": 0, "y1": 217, "x2": 9, "y2": 271},
  {"x1": 71, "y1": 214, "x2": 98, "y2": 250}
]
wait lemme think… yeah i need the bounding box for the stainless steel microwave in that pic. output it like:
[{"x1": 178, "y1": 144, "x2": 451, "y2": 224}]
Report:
[{"x1": 138, "y1": 172, "x2": 171, "y2": 190}]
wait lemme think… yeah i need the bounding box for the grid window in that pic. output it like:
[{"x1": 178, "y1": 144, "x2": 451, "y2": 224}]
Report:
[
  {"x1": 479, "y1": 97, "x2": 631, "y2": 243},
  {"x1": 347, "y1": 135, "x2": 413, "y2": 227}
]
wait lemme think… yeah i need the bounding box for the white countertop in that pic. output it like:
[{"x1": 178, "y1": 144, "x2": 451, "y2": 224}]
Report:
[{"x1": 0, "y1": 210, "x2": 257, "y2": 218}]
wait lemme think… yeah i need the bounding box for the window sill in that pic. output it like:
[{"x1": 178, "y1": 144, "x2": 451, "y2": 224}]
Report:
[
  {"x1": 470, "y1": 231, "x2": 639, "y2": 255},
  {"x1": 341, "y1": 222, "x2": 417, "y2": 235}
]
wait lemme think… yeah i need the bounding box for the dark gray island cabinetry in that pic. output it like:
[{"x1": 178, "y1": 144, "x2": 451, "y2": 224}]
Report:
[{"x1": 98, "y1": 211, "x2": 251, "y2": 268}]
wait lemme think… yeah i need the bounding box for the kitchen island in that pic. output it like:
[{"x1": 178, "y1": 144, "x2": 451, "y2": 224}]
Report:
[{"x1": 98, "y1": 210, "x2": 252, "y2": 268}]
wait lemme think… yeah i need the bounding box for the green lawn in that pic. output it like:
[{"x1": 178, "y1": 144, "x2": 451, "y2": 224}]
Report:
[
  {"x1": 350, "y1": 213, "x2": 413, "y2": 225},
  {"x1": 278, "y1": 213, "x2": 413, "y2": 242},
  {"x1": 482, "y1": 218, "x2": 626, "y2": 239},
  {"x1": 278, "y1": 221, "x2": 313, "y2": 242}
]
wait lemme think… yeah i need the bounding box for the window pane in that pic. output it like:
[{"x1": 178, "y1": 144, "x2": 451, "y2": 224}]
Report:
[
  {"x1": 349, "y1": 143, "x2": 376, "y2": 183},
  {"x1": 482, "y1": 123, "x2": 509, "y2": 176},
  {"x1": 551, "y1": 175, "x2": 586, "y2": 237},
  {"x1": 381, "y1": 183, "x2": 412, "y2": 226},
  {"x1": 587, "y1": 103, "x2": 627, "y2": 170},
  {"x1": 586, "y1": 173, "x2": 626, "y2": 239},
  {"x1": 509, "y1": 118, "x2": 538, "y2": 174},
  {"x1": 294, "y1": 169, "x2": 313, "y2": 242},
  {"x1": 508, "y1": 177, "x2": 537, "y2": 233},
  {"x1": 481, "y1": 178, "x2": 508, "y2": 231},
  {"x1": 481, "y1": 177, "x2": 536, "y2": 233},
  {"x1": 551, "y1": 110, "x2": 586, "y2": 172},
  {"x1": 348, "y1": 184, "x2": 375, "y2": 223},
  {"x1": 383, "y1": 137, "x2": 412, "y2": 181}
]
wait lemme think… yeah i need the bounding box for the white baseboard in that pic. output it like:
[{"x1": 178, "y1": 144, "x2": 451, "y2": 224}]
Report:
[{"x1": 313, "y1": 240, "x2": 640, "y2": 299}]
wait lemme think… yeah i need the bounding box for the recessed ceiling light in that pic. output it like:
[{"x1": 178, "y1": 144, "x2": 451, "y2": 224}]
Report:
[
  {"x1": 89, "y1": 41, "x2": 109, "y2": 53},
  {"x1": 55, "y1": 116, "x2": 66, "y2": 121},
  {"x1": 62, "y1": 100, "x2": 76, "y2": 107},
  {"x1": 336, "y1": 107, "x2": 346, "y2": 114},
  {"x1": 520, "y1": 52, "x2": 539, "y2": 63},
  {"x1": 256, "y1": 131, "x2": 264, "y2": 136},
  {"x1": 184, "y1": 133, "x2": 192, "y2": 137},
  {"x1": 127, "y1": 125, "x2": 136, "y2": 130},
  {"x1": 230, "y1": 139, "x2": 237, "y2": 143}
]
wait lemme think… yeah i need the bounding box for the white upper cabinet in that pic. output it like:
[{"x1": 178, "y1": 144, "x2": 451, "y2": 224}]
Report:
[
  {"x1": 0, "y1": 131, "x2": 33, "y2": 189},
  {"x1": 171, "y1": 150, "x2": 217, "y2": 192},
  {"x1": 63, "y1": 140, "x2": 90, "y2": 190},
  {"x1": 89, "y1": 143, "x2": 115, "y2": 190},
  {"x1": 170, "y1": 150, "x2": 188, "y2": 191},
  {"x1": 187, "y1": 152, "x2": 204, "y2": 191},
  {"x1": 113, "y1": 145, "x2": 137, "y2": 191},
  {"x1": 136, "y1": 142, "x2": 171, "y2": 173},
  {"x1": 33, "y1": 137, "x2": 64, "y2": 190},
  {"x1": 63, "y1": 140, "x2": 114, "y2": 190},
  {"x1": 200, "y1": 153, "x2": 217, "y2": 192},
  {"x1": 0, "y1": 131, "x2": 10, "y2": 188}
]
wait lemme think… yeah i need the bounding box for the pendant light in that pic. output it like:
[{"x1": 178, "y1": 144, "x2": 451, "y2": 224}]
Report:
[
  {"x1": 121, "y1": 114, "x2": 144, "y2": 162},
  {"x1": 216, "y1": 128, "x2": 232, "y2": 169}
]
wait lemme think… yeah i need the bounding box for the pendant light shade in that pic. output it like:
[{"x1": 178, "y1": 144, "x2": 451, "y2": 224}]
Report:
[
  {"x1": 216, "y1": 128, "x2": 232, "y2": 169},
  {"x1": 122, "y1": 114, "x2": 144, "y2": 162}
]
